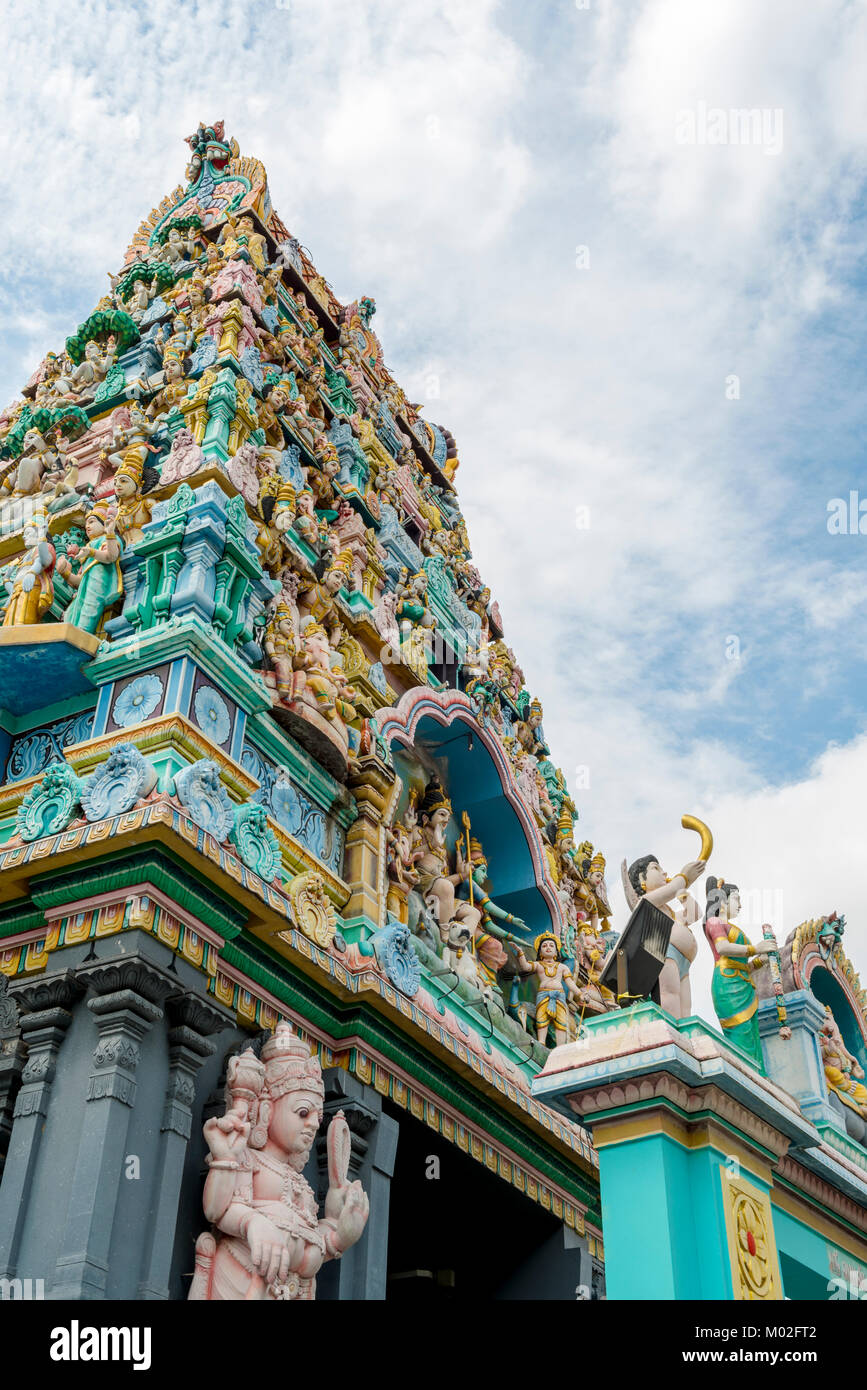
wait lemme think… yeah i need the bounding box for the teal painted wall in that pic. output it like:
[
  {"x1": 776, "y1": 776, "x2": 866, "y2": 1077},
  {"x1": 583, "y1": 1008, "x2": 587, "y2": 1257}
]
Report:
[
  {"x1": 600, "y1": 1129, "x2": 864, "y2": 1301},
  {"x1": 773, "y1": 1202, "x2": 867, "y2": 1299},
  {"x1": 599, "y1": 1134, "x2": 737, "y2": 1300}
]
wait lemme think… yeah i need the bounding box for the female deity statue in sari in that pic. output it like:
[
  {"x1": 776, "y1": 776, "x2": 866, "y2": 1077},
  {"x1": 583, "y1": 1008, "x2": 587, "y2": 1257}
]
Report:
[
  {"x1": 703, "y1": 876, "x2": 778, "y2": 1069},
  {"x1": 189, "y1": 1023, "x2": 369, "y2": 1301},
  {"x1": 55, "y1": 500, "x2": 123, "y2": 635}
]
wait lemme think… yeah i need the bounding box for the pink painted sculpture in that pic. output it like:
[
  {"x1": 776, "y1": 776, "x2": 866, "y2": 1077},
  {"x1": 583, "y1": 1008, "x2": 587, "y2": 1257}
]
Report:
[
  {"x1": 160, "y1": 427, "x2": 204, "y2": 484},
  {"x1": 189, "y1": 1023, "x2": 369, "y2": 1300}
]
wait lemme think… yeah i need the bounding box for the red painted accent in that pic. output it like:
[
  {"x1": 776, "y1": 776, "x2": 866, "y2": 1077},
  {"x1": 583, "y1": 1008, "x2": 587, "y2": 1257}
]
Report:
[{"x1": 747, "y1": 1230, "x2": 756, "y2": 1257}]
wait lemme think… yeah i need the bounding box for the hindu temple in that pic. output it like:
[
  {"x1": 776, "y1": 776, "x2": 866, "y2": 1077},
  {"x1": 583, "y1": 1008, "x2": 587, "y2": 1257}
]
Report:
[{"x1": 0, "y1": 123, "x2": 864, "y2": 1303}]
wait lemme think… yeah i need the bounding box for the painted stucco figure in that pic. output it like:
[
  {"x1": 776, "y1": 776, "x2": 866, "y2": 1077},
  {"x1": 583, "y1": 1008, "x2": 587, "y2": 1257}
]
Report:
[
  {"x1": 56, "y1": 502, "x2": 123, "y2": 634},
  {"x1": 703, "y1": 876, "x2": 779, "y2": 1070},
  {"x1": 623, "y1": 818, "x2": 709, "y2": 1019},
  {"x1": 515, "y1": 932, "x2": 581, "y2": 1046},
  {"x1": 820, "y1": 1004, "x2": 867, "y2": 1118},
  {"x1": 1, "y1": 514, "x2": 55, "y2": 626}
]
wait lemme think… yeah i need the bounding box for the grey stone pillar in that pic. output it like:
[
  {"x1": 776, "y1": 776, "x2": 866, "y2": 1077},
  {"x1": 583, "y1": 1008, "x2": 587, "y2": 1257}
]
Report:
[
  {"x1": 137, "y1": 993, "x2": 231, "y2": 1300},
  {"x1": 314, "y1": 1068, "x2": 398, "y2": 1301},
  {"x1": 51, "y1": 959, "x2": 178, "y2": 1300},
  {"x1": 0, "y1": 974, "x2": 25, "y2": 1180},
  {"x1": 0, "y1": 970, "x2": 84, "y2": 1278}
]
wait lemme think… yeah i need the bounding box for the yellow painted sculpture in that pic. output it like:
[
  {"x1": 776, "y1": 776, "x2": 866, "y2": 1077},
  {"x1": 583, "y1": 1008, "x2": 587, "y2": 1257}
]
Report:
[
  {"x1": 515, "y1": 933, "x2": 581, "y2": 1047},
  {"x1": 821, "y1": 1005, "x2": 867, "y2": 1118},
  {"x1": 0, "y1": 511, "x2": 56, "y2": 627}
]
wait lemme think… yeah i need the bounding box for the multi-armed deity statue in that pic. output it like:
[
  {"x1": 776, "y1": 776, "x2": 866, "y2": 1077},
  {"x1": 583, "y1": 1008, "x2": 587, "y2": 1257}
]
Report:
[{"x1": 189, "y1": 1024, "x2": 369, "y2": 1301}]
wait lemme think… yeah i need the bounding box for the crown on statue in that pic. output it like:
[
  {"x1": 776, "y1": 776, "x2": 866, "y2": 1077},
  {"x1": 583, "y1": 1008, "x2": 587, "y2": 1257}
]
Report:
[
  {"x1": 261, "y1": 1022, "x2": 324, "y2": 1101},
  {"x1": 116, "y1": 451, "x2": 144, "y2": 488},
  {"x1": 419, "y1": 775, "x2": 452, "y2": 820},
  {"x1": 88, "y1": 498, "x2": 115, "y2": 525},
  {"x1": 589, "y1": 852, "x2": 606, "y2": 876},
  {"x1": 28, "y1": 505, "x2": 48, "y2": 534},
  {"x1": 329, "y1": 548, "x2": 354, "y2": 580},
  {"x1": 534, "y1": 932, "x2": 562, "y2": 959}
]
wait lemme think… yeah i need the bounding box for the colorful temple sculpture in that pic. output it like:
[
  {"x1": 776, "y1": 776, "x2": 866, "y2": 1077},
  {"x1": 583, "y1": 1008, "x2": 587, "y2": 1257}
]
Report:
[{"x1": 0, "y1": 123, "x2": 864, "y2": 1301}]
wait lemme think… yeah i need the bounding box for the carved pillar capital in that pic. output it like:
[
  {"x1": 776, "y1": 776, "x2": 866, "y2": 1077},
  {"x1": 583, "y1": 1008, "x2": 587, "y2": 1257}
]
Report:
[
  {"x1": 8, "y1": 970, "x2": 86, "y2": 1121},
  {"x1": 347, "y1": 752, "x2": 397, "y2": 819},
  {"x1": 160, "y1": 993, "x2": 231, "y2": 1138},
  {"x1": 76, "y1": 957, "x2": 181, "y2": 1010},
  {"x1": 78, "y1": 959, "x2": 175, "y2": 1111}
]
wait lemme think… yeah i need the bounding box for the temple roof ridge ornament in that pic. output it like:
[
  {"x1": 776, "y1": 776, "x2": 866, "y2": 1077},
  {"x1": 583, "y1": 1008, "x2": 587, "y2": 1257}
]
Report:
[{"x1": 123, "y1": 121, "x2": 267, "y2": 267}]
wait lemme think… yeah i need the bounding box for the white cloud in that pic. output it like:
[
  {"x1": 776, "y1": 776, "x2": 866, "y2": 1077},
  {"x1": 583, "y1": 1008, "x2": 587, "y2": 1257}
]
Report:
[{"x1": 0, "y1": 0, "x2": 865, "y2": 1035}]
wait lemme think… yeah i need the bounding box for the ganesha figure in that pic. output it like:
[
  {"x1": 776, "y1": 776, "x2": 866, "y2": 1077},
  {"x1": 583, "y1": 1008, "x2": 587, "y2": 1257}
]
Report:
[{"x1": 189, "y1": 1023, "x2": 369, "y2": 1301}]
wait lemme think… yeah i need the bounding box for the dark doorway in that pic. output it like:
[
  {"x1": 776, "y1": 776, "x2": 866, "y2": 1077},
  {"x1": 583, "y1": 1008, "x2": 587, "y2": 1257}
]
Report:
[{"x1": 384, "y1": 1100, "x2": 590, "y2": 1300}]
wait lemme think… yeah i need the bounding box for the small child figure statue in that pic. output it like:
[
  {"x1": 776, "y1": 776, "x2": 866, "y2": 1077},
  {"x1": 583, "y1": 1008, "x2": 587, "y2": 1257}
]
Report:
[
  {"x1": 188, "y1": 1023, "x2": 369, "y2": 1301},
  {"x1": 515, "y1": 932, "x2": 582, "y2": 1047}
]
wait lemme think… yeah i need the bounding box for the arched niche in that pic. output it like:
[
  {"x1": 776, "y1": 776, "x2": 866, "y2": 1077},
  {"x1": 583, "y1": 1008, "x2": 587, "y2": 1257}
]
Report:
[
  {"x1": 783, "y1": 917, "x2": 867, "y2": 1073},
  {"x1": 376, "y1": 689, "x2": 563, "y2": 941},
  {"x1": 808, "y1": 967, "x2": 867, "y2": 1072}
]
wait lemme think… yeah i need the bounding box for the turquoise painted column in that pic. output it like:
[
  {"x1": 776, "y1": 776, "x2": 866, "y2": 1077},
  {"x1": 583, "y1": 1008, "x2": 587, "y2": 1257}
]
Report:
[
  {"x1": 532, "y1": 1001, "x2": 819, "y2": 1301},
  {"x1": 590, "y1": 1110, "x2": 745, "y2": 1299}
]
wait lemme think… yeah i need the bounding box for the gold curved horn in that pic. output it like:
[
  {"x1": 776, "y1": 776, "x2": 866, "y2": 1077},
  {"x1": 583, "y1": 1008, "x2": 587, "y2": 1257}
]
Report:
[{"x1": 681, "y1": 814, "x2": 712, "y2": 862}]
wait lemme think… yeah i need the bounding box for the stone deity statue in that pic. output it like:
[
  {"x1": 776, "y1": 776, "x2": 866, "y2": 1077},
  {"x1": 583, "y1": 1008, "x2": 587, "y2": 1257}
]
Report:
[
  {"x1": 1, "y1": 514, "x2": 56, "y2": 627},
  {"x1": 189, "y1": 1023, "x2": 369, "y2": 1300},
  {"x1": 55, "y1": 501, "x2": 123, "y2": 634},
  {"x1": 820, "y1": 1005, "x2": 867, "y2": 1119}
]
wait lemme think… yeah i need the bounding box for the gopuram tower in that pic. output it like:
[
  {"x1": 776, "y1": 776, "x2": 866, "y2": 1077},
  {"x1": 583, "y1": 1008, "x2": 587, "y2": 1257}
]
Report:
[{"x1": 0, "y1": 123, "x2": 610, "y2": 1301}]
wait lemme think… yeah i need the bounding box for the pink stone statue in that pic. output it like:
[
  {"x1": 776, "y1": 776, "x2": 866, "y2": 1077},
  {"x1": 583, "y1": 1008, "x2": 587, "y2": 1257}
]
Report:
[{"x1": 189, "y1": 1023, "x2": 369, "y2": 1300}]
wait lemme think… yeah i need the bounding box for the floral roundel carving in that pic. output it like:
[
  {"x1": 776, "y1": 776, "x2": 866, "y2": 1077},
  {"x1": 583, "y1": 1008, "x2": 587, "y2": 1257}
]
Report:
[
  {"x1": 193, "y1": 685, "x2": 232, "y2": 746},
  {"x1": 113, "y1": 674, "x2": 163, "y2": 729}
]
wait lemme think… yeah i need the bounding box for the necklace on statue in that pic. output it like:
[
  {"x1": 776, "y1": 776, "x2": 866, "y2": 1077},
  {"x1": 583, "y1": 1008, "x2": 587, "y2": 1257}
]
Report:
[{"x1": 256, "y1": 1148, "x2": 303, "y2": 1200}]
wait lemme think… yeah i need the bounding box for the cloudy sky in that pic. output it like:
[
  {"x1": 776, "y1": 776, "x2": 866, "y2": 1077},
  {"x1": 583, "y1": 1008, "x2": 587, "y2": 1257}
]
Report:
[{"x1": 1, "y1": 0, "x2": 865, "y2": 1021}]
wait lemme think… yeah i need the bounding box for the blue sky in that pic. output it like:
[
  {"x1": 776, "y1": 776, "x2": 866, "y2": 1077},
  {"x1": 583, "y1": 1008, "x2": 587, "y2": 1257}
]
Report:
[{"x1": 1, "y1": 0, "x2": 865, "y2": 1018}]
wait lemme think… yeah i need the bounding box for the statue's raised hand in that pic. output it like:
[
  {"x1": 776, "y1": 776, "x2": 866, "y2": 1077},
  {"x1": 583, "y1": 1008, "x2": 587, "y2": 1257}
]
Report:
[
  {"x1": 334, "y1": 1181, "x2": 370, "y2": 1252},
  {"x1": 678, "y1": 859, "x2": 706, "y2": 888},
  {"x1": 202, "y1": 1111, "x2": 248, "y2": 1163}
]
